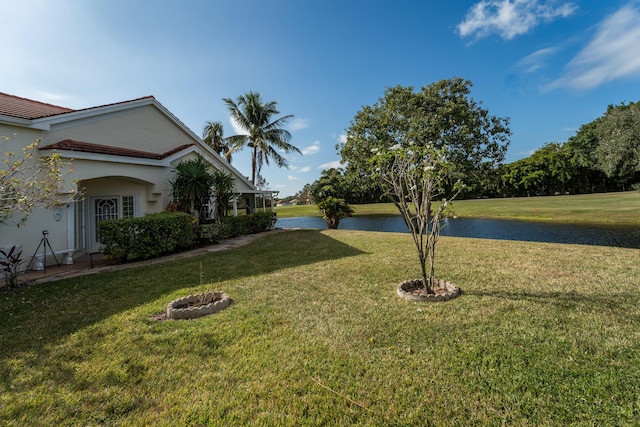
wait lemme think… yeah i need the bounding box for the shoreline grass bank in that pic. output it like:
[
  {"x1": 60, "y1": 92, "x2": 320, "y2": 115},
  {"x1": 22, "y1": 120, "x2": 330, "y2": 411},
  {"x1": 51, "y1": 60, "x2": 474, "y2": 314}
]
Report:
[{"x1": 276, "y1": 191, "x2": 640, "y2": 224}]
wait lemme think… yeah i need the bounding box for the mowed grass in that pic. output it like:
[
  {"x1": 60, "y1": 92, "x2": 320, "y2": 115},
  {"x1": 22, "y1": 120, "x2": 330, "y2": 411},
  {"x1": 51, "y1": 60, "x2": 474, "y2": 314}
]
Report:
[
  {"x1": 1, "y1": 230, "x2": 639, "y2": 425},
  {"x1": 277, "y1": 191, "x2": 640, "y2": 224}
]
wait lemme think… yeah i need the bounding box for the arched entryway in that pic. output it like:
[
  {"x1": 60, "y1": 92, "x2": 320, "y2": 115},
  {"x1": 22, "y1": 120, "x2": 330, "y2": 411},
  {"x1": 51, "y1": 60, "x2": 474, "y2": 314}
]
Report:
[{"x1": 78, "y1": 176, "x2": 161, "y2": 254}]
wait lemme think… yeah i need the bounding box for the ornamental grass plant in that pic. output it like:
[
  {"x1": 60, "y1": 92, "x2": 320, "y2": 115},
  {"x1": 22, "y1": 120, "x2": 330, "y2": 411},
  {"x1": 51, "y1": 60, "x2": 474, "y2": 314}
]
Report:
[{"x1": 1, "y1": 230, "x2": 639, "y2": 425}]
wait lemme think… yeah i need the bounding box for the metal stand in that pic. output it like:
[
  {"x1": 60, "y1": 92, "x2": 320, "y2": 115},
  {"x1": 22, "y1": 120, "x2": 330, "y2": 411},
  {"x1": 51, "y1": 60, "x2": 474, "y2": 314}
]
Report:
[{"x1": 28, "y1": 231, "x2": 60, "y2": 272}]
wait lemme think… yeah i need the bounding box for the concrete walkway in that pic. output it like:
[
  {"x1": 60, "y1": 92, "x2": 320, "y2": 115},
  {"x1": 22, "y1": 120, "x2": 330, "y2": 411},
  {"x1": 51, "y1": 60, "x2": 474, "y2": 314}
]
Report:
[{"x1": 20, "y1": 229, "x2": 286, "y2": 286}]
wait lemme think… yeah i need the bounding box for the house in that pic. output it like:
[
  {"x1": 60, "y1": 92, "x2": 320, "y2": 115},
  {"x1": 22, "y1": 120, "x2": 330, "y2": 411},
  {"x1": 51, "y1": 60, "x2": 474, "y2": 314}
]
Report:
[{"x1": 0, "y1": 92, "x2": 276, "y2": 272}]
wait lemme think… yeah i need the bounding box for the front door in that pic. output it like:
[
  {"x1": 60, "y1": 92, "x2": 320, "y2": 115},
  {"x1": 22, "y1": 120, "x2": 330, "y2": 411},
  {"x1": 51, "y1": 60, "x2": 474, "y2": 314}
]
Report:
[{"x1": 90, "y1": 197, "x2": 119, "y2": 252}]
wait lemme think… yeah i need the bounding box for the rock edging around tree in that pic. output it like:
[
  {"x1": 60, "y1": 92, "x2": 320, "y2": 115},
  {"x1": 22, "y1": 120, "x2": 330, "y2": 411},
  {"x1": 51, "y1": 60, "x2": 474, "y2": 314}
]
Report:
[
  {"x1": 167, "y1": 291, "x2": 230, "y2": 320},
  {"x1": 397, "y1": 278, "x2": 460, "y2": 302}
]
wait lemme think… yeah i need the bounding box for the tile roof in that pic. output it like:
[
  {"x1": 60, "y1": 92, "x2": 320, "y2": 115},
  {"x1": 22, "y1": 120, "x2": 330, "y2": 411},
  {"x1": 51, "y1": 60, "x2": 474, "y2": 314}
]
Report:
[
  {"x1": 0, "y1": 92, "x2": 157, "y2": 121},
  {"x1": 68, "y1": 95, "x2": 156, "y2": 115},
  {"x1": 0, "y1": 92, "x2": 74, "y2": 119},
  {"x1": 39, "y1": 139, "x2": 195, "y2": 160}
]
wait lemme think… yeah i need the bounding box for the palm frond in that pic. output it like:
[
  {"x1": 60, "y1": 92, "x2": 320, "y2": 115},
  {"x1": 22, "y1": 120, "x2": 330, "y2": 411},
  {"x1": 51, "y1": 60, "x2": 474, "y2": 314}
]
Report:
[{"x1": 222, "y1": 91, "x2": 301, "y2": 184}]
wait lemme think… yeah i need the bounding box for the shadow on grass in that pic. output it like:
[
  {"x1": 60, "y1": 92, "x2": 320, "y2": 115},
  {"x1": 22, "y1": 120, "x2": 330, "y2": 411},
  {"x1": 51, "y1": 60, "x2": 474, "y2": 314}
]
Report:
[
  {"x1": 464, "y1": 288, "x2": 639, "y2": 322},
  {"x1": 0, "y1": 230, "x2": 364, "y2": 361}
]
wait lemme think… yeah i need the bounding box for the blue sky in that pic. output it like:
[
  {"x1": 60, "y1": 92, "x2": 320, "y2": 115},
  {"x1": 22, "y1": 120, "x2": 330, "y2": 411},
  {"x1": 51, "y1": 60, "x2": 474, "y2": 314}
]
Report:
[{"x1": 3, "y1": 0, "x2": 640, "y2": 197}]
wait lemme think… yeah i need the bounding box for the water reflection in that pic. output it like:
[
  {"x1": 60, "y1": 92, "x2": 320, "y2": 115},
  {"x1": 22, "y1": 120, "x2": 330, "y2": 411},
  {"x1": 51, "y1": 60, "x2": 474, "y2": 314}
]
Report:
[{"x1": 276, "y1": 215, "x2": 640, "y2": 249}]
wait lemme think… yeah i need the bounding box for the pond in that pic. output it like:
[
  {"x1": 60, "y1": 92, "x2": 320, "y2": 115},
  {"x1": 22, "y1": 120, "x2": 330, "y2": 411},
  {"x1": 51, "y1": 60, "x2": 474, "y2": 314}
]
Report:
[{"x1": 276, "y1": 215, "x2": 640, "y2": 249}]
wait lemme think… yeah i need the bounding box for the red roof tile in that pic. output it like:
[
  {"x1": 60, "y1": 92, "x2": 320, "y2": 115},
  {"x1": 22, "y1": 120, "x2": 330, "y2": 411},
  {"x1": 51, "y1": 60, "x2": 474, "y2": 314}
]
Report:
[
  {"x1": 69, "y1": 95, "x2": 156, "y2": 115},
  {"x1": 0, "y1": 92, "x2": 74, "y2": 119},
  {"x1": 39, "y1": 139, "x2": 194, "y2": 160}
]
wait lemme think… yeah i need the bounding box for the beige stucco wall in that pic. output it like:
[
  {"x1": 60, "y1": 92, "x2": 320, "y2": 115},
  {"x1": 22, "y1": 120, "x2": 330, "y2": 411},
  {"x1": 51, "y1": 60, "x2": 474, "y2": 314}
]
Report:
[
  {"x1": 42, "y1": 103, "x2": 257, "y2": 194},
  {"x1": 71, "y1": 159, "x2": 170, "y2": 209},
  {"x1": 82, "y1": 176, "x2": 164, "y2": 215},
  {"x1": 0, "y1": 123, "x2": 44, "y2": 163},
  {"x1": 1, "y1": 206, "x2": 73, "y2": 271},
  {"x1": 44, "y1": 105, "x2": 192, "y2": 154},
  {"x1": 1, "y1": 124, "x2": 67, "y2": 270}
]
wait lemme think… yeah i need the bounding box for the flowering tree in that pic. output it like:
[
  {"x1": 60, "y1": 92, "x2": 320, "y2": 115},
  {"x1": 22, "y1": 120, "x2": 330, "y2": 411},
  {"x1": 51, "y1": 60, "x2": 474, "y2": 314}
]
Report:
[
  {"x1": 346, "y1": 78, "x2": 510, "y2": 294},
  {"x1": 1, "y1": 136, "x2": 76, "y2": 225},
  {"x1": 372, "y1": 143, "x2": 460, "y2": 293}
]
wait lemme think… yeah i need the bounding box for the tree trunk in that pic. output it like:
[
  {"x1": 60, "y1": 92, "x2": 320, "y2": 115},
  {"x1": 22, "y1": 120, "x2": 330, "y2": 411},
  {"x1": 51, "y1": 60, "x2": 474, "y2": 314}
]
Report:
[
  {"x1": 326, "y1": 216, "x2": 339, "y2": 229},
  {"x1": 419, "y1": 252, "x2": 434, "y2": 294},
  {"x1": 251, "y1": 147, "x2": 257, "y2": 185}
]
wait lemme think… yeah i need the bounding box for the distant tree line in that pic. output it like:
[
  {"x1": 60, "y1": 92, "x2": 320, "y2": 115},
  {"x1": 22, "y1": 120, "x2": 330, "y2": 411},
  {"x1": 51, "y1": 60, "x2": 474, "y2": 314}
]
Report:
[{"x1": 296, "y1": 100, "x2": 640, "y2": 204}]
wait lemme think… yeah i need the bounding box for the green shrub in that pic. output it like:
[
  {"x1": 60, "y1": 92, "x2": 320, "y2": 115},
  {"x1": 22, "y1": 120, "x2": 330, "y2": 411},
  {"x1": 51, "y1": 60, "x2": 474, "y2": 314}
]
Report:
[
  {"x1": 219, "y1": 213, "x2": 275, "y2": 239},
  {"x1": 317, "y1": 196, "x2": 353, "y2": 229},
  {"x1": 98, "y1": 212, "x2": 273, "y2": 262},
  {"x1": 194, "y1": 222, "x2": 224, "y2": 244},
  {"x1": 98, "y1": 212, "x2": 195, "y2": 261}
]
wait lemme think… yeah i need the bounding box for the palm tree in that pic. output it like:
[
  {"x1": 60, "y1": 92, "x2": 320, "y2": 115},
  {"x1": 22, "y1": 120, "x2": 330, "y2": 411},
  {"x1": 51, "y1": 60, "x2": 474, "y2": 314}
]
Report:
[
  {"x1": 223, "y1": 91, "x2": 301, "y2": 185},
  {"x1": 317, "y1": 196, "x2": 354, "y2": 229},
  {"x1": 202, "y1": 121, "x2": 232, "y2": 162},
  {"x1": 211, "y1": 170, "x2": 234, "y2": 218},
  {"x1": 169, "y1": 156, "x2": 215, "y2": 219}
]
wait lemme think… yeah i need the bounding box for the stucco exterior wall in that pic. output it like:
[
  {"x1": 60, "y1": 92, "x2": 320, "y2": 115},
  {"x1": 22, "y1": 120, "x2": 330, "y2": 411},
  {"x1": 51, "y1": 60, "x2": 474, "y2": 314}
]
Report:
[
  {"x1": 1, "y1": 125, "x2": 64, "y2": 270},
  {"x1": 0, "y1": 124, "x2": 43, "y2": 166},
  {"x1": 72, "y1": 159, "x2": 170, "y2": 207},
  {"x1": 43, "y1": 105, "x2": 191, "y2": 153},
  {"x1": 82, "y1": 176, "x2": 164, "y2": 215},
  {"x1": 1, "y1": 205, "x2": 73, "y2": 271}
]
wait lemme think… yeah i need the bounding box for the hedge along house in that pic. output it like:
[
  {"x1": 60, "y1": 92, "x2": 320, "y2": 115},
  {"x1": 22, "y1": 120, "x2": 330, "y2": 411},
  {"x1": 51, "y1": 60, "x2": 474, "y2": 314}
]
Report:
[{"x1": 0, "y1": 92, "x2": 276, "y2": 273}]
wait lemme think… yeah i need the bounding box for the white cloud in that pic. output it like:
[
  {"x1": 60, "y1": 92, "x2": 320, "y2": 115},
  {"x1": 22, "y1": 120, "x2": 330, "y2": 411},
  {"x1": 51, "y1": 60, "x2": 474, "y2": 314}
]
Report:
[
  {"x1": 545, "y1": 4, "x2": 640, "y2": 90},
  {"x1": 318, "y1": 160, "x2": 342, "y2": 170},
  {"x1": 291, "y1": 165, "x2": 312, "y2": 172},
  {"x1": 457, "y1": 0, "x2": 577, "y2": 41},
  {"x1": 516, "y1": 47, "x2": 559, "y2": 72},
  {"x1": 289, "y1": 118, "x2": 310, "y2": 131},
  {"x1": 229, "y1": 116, "x2": 249, "y2": 135},
  {"x1": 287, "y1": 175, "x2": 299, "y2": 181},
  {"x1": 301, "y1": 141, "x2": 321, "y2": 155},
  {"x1": 338, "y1": 133, "x2": 347, "y2": 144}
]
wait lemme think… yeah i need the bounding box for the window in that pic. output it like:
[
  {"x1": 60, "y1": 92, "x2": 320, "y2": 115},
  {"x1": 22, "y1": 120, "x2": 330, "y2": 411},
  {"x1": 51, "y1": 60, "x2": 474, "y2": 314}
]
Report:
[{"x1": 122, "y1": 195, "x2": 134, "y2": 218}]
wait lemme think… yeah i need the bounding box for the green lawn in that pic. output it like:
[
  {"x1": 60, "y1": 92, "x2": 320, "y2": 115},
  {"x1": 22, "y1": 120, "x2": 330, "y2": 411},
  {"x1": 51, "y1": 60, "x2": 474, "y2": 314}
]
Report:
[
  {"x1": 1, "y1": 230, "x2": 639, "y2": 425},
  {"x1": 277, "y1": 191, "x2": 640, "y2": 224}
]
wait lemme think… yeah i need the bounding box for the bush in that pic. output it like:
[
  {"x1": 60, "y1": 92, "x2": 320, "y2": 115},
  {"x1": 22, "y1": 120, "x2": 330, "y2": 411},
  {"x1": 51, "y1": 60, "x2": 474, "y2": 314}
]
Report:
[
  {"x1": 219, "y1": 213, "x2": 275, "y2": 239},
  {"x1": 317, "y1": 196, "x2": 353, "y2": 229},
  {"x1": 98, "y1": 212, "x2": 195, "y2": 261},
  {"x1": 98, "y1": 212, "x2": 274, "y2": 262},
  {"x1": 194, "y1": 222, "x2": 224, "y2": 244}
]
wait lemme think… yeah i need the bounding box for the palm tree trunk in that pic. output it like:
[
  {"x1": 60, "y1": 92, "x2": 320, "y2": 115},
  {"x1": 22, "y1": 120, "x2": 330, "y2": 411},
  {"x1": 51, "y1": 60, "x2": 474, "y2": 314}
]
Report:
[{"x1": 251, "y1": 146, "x2": 257, "y2": 185}]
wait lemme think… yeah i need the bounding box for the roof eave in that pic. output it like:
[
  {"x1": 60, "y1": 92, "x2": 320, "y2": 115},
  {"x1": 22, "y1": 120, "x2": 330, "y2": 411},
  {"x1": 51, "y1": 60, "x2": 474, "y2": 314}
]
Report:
[{"x1": 0, "y1": 114, "x2": 32, "y2": 128}]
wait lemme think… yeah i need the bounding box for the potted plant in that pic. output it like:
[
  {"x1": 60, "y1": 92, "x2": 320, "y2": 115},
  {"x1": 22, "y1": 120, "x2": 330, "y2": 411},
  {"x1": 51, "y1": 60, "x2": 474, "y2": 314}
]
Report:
[{"x1": 0, "y1": 245, "x2": 23, "y2": 288}]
